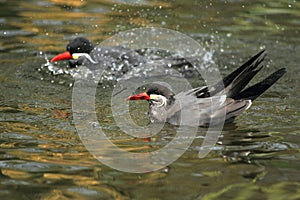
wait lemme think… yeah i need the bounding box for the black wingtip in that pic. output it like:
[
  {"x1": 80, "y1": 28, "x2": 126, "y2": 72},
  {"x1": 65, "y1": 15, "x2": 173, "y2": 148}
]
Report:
[
  {"x1": 235, "y1": 67, "x2": 287, "y2": 101},
  {"x1": 256, "y1": 49, "x2": 266, "y2": 57},
  {"x1": 208, "y1": 49, "x2": 268, "y2": 97},
  {"x1": 278, "y1": 67, "x2": 287, "y2": 75},
  {"x1": 223, "y1": 49, "x2": 266, "y2": 86}
]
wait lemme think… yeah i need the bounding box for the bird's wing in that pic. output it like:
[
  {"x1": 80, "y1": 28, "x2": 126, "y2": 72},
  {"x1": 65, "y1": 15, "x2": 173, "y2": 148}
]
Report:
[
  {"x1": 184, "y1": 50, "x2": 266, "y2": 99},
  {"x1": 215, "y1": 50, "x2": 266, "y2": 98},
  {"x1": 167, "y1": 93, "x2": 227, "y2": 126},
  {"x1": 212, "y1": 98, "x2": 252, "y2": 125},
  {"x1": 168, "y1": 92, "x2": 252, "y2": 126},
  {"x1": 234, "y1": 68, "x2": 286, "y2": 101}
]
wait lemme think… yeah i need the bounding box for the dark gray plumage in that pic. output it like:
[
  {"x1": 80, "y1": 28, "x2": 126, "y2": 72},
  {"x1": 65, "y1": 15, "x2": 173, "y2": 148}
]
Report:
[{"x1": 128, "y1": 50, "x2": 286, "y2": 127}]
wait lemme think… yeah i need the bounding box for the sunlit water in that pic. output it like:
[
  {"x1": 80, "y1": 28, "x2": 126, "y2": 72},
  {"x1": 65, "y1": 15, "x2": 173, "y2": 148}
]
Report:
[{"x1": 0, "y1": 0, "x2": 299, "y2": 199}]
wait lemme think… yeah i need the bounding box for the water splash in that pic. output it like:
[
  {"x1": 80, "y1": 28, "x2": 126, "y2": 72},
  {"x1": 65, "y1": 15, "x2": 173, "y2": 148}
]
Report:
[{"x1": 39, "y1": 47, "x2": 215, "y2": 86}]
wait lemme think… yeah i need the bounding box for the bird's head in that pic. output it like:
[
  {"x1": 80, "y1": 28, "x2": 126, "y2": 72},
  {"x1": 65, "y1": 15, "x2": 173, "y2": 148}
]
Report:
[
  {"x1": 50, "y1": 37, "x2": 95, "y2": 67},
  {"x1": 127, "y1": 83, "x2": 175, "y2": 107}
]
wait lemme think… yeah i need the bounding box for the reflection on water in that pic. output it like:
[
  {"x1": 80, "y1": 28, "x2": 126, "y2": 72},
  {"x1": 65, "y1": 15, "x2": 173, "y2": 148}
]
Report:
[{"x1": 0, "y1": 0, "x2": 299, "y2": 199}]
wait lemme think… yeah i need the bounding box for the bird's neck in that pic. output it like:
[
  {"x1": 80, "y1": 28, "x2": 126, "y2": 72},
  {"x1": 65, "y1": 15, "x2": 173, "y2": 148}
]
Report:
[{"x1": 148, "y1": 104, "x2": 168, "y2": 123}]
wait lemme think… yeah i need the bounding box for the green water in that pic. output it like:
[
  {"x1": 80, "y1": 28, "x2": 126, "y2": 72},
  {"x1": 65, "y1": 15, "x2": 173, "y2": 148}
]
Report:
[{"x1": 0, "y1": 0, "x2": 299, "y2": 199}]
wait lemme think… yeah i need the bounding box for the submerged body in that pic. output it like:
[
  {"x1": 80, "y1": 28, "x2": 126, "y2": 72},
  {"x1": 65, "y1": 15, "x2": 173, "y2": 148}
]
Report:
[
  {"x1": 50, "y1": 37, "x2": 192, "y2": 77},
  {"x1": 50, "y1": 37, "x2": 147, "y2": 69}
]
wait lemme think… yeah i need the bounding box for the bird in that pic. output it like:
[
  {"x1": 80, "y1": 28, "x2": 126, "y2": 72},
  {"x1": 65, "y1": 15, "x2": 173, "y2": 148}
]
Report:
[
  {"x1": 127, "y1": 50, "x2": 286, "y2": 127},
  {"x1": 50, "y1": 37, "x2": 147, "y2": 69},
  {"x1": 50, "y1": 37, "x2": 195, "y2": 78}
]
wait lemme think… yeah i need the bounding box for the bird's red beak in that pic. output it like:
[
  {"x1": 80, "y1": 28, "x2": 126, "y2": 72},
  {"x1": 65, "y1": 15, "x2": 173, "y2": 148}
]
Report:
[
  {"x1": 50, "y1": 51, "x2": 72, "y2": 62},
  {"x1": 127, "y1": 92, "x2": 150, "y2": 100}
]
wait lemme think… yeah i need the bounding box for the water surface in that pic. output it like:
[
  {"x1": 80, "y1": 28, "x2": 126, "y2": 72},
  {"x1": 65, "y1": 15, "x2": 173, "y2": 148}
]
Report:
[{"x1": 0, "y1": 0, "x2": 299, "y2": 199}]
